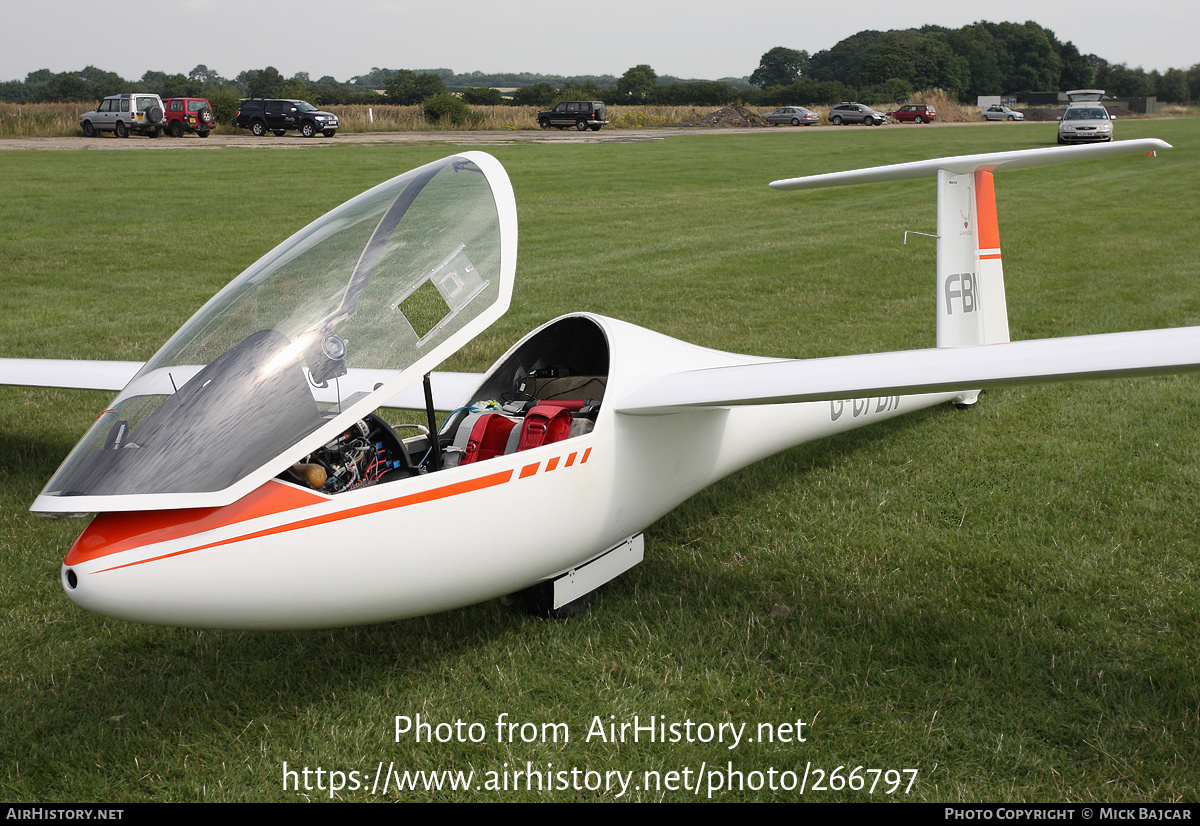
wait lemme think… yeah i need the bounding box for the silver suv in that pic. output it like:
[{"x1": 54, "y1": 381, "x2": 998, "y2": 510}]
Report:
[
  {"x1": 80, "y1": 93, "x2": 167, "y2": 138},
  {"x1": 828, "y1": 102, "x2": 887, "y2": 126}
]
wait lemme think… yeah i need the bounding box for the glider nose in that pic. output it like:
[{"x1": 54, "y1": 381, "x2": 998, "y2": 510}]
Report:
[
  {"x1": 60, "y1": 559, "x2": 148, "y2": 623},
  {"x1": 61, "y1": 561, "x2": 100, "y2": 614}
]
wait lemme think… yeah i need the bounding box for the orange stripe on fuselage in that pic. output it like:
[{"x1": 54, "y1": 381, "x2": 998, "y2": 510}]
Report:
[
  {"x1": 65, "y1": 480, "x2": 328, "y2": 565},
  {"x1": 69, "y1": 438, "x2": 599, "y2": 574},
  {"x1": 88, "y1": 469, "x2": 515, "y2": 574}
]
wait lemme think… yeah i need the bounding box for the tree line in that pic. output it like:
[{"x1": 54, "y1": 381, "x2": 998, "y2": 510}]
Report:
[{"x1": 3, "y1": 21, "x2": 1195, "y2": 110}]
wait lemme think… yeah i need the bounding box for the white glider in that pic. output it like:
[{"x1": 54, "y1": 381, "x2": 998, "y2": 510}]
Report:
[{"x1": 2, "y1": 141, "x2": 1193, "y2": 629}]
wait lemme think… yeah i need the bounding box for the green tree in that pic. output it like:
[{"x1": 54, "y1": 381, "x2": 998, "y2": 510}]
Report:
[
  {"x1": 1188, "y1": 64, "x2": 1200, "y2": 101},
  {"x1": 39, "y1": 72, "x2": 91, "y2": 102},
  {"x1": 945, "y1": 24, "x2": 1004, "y2": 98},
  {"x1": 383, "y1": 70, "x2": 416, "y2": 104},
  {"x1": 554, "y1": 80, "x2": 606, "y2": 103},
  {"x1": 657, "y1": 80, "x2": 738, "y2": 106},
  {"x1": 188, "y1": 64, "x2": 216, "y2": 84},
  {"x1": 1057, "y1": 42, "x2": 1093, "y2": 91},
  {"x1": 1095, "y1": 62, "x2": 1151, "y2": 98},
  {"x1": 385, "y1": 70, "x2": 448, "y2": 104},
  {"x1": 412, "y1": 72, "x2": 448, "y2": 100},
  {"x1": 750, "y1": 47, "x2": 809, "y2": 88},
  {"x1": 240, "y1": 66, "x2": 285, "y2": 98},
  {"x1": 79, "y1": 66, "x2": 127, "y2": 98},
  {"x1": 511, "y1": 82, "x2": 556, "y2": 107},
  {"x1": 808, "y1": 30, "x2": 885, "y2": 82},
  {"x1": 462, "y1": 86, "x2": 504, "y2": 105},
  {"x1": 615, "y1": 64, "x2": 657, "y2": 103},
  {"x1": 985, "y1": 21, "x2": 1062, "y2": 93},
  {"x1": 1155, "y1": 68, "x2": 1188, "y2": 103},
  {"x1": 422, "y1": 92, "x2": 471, "y2": 125}
]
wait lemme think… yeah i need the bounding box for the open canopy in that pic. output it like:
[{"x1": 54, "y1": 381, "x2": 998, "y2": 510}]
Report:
[{"x1": 34, "y1": 151, "x2": 516, "y2": 513}]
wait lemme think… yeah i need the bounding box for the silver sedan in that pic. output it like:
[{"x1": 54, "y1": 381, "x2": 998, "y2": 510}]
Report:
[
  {"x1": 983, "y1": 105, "x2": 1024, "y2": 121},
  {"x1": 764, "y1": 106, "x2": 819, "y2": 126}
]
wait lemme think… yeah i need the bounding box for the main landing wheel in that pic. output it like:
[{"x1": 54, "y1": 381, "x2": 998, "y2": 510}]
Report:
[{"x1": 508, "y1": 582, "x2": 597, "y2": 620}]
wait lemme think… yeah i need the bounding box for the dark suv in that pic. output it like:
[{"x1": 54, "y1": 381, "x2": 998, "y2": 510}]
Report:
[
  {"x1": 235, "y1": 99, "x2": 339, "y2": 137},
  {"x1": 537, "y1": 101, "x2": 608, "y2": 131}
]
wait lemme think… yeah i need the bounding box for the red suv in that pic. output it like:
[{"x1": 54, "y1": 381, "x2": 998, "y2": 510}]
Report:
[
  {"x1": 162, "y1": 97, "x2": 216, "y2": 137},
  {"x1": 887, "y1": 104, "x2": 936, "y2": 124}
]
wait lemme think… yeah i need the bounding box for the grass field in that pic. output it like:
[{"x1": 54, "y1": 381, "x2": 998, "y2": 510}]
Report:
[{"x1": 1, "y1": 119, "x2": 1198, "y2": 802}]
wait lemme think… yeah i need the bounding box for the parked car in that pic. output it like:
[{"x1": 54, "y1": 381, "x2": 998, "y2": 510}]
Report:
[
  {"x1": 887, "y1": 104, "x2": 937, "y2": 123},
  {"x1": 982, "y1": 105, "x2": 1024, "y2": 121},
  {"x1": 80, "y1": 93, "x2": 166, "y2": 138},
  {"x1": 162, "y1": 97, "x2": 215, "y2": 137},
  {"x1": 764, "y1": 106, "x2": 819, "y2": 126},
  {"x1": 828, "y1": 102, "x2": 887, "y2": 126},
  {"x1": 1057, "y1": 104, "x2": 1112, "y2": 144},
  {"x1": 537, "y1": 101, "x2": 608, "y2": 131},
  {"x1": 235, "y1": 99, "x2": 339, "y2": 137}
]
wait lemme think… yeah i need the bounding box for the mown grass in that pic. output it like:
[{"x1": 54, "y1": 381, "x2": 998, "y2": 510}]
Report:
[{"x1": 0, "y1": 120, "x2": 1198, "y2": 802}]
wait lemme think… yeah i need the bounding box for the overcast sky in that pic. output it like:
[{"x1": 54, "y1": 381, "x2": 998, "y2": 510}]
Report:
[{"x1": 4, "y1": 0, "x2": 1195, "y2": 84}]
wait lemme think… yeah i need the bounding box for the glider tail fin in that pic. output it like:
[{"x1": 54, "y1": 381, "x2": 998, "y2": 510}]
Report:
[
  {"x1": 936, "y1": 168, "x2": 1010, "y2": 351},
  {"x1": 768, "y1": 139, "x2": 1172, "y2": 378}
]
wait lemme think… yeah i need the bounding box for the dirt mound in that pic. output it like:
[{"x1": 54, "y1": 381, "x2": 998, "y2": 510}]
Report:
[{"x1": 676, "y1": 105, "x2": 768, "y2": 128}]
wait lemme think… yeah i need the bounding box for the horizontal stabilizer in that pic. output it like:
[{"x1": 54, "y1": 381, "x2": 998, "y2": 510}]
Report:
[
  {"x1": 769, "y1": 139, "x2": 1171, "y2": 191},
  {"x1": 616, "y1": 326, "x2": 1200, "y2": 414}
]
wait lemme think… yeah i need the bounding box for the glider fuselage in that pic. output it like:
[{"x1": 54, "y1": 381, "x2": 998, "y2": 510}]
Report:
[{"x1": 61, "y1": 313, "x2": 956, "y2": 628}]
